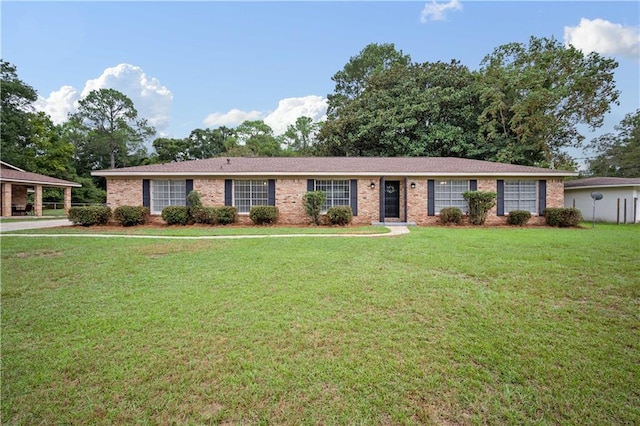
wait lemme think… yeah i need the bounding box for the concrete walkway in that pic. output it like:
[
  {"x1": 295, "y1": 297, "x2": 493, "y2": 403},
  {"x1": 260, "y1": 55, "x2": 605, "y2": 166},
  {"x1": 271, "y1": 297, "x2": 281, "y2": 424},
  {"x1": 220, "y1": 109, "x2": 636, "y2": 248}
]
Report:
[
  {"x1": 0, "y1": 219, "x2": 73, "y2": 232},
  {"x1": 1, "y1": 221, "x2": 410, "y2": 239}
]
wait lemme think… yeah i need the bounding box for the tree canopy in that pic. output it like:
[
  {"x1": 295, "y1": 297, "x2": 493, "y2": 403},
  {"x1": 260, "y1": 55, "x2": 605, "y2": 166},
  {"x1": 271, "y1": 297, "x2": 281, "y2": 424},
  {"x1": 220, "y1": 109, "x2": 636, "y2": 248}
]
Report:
[
  {"x1": 587, "y1": 110, "x2": 640, "y2": 177},
  {"x1": 70, "y1": 88, "x2": 155, "y2": 170}
]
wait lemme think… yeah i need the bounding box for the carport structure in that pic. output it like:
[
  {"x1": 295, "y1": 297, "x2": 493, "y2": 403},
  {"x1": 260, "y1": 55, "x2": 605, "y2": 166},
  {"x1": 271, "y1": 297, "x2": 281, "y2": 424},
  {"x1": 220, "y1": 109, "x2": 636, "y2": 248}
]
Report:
[{"x1": 0, "y1": 161, "x2": 81, "y2": 217}]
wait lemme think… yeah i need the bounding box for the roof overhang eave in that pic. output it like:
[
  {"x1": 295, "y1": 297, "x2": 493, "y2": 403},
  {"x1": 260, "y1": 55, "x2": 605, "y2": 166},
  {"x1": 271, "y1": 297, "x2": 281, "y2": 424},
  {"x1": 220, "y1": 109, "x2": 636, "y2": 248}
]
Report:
[
  {"x1": 92, "y1": 171, "x2": 577, "y2": 178},
  {"x1": 0, "y1": 178, "x2": 82, "y2": 188}
]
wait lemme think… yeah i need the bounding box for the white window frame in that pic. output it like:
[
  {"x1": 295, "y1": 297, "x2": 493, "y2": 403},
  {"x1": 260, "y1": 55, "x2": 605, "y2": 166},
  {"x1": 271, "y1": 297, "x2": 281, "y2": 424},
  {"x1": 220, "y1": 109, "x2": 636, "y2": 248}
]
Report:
[
  {"x1": 233, "y1": 179, "x2": 269, "y2": 214},
  {"x1": 434, "y1": 180, "x2": 469, "y2": 214},
  {"x1": 504, "y1": 180, "x2": 538, "y2": 214},
  {"x1": 151, "y1": 180, "x2": 186, "y2": 215},
  {"x1": 314, "y1": 179, "x2": 350, "y2": 213}
]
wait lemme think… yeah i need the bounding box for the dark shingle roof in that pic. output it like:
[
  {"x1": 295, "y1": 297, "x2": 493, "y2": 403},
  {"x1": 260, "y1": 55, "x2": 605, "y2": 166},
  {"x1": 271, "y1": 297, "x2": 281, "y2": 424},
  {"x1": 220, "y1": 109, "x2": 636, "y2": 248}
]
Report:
[
  {"x1": 564, "y1": 177, "x2": 640, "y2": 188},
  {"x1": 0, "y1": 168, "x2": 81, "y2": 187},
  {"x1": 92, "y1": 157, "x2": 574, "y2": 177}
]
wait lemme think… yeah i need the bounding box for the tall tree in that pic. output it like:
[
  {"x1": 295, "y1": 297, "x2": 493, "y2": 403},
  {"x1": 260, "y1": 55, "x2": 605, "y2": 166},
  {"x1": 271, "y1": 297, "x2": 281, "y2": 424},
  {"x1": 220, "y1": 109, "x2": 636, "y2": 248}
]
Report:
[
  {"x1": 327, "y1": 43, "x2": 411, "y2": 117},
  {"x1": 0, "y1": 60, "x2": 38, "y2": 168},
  {"x1": 282, "y1": 116, "x2": 321, "y2": 155},
  {"x1": 587, "y1": 110, "x2": 640, "y2": 177},
  {"x1": 318, "y1": 60, "x2": 483, "y2": 157},
  {"x1": 477, "y1": 36, "x2": 619, "y2": 166},
  {"x1": 71, "y1": 88, "x2": 155, "y2": 169},
  {"x1": 235, "y1": 120, "x2": 281, "y2": 156}
]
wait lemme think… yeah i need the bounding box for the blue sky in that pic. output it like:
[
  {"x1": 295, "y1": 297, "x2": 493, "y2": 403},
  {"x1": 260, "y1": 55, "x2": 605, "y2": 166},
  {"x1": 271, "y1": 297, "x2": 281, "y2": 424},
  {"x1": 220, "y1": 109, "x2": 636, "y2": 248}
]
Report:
[{"x1": 2, "y1": 1, "x2": 639, "y2": 162}]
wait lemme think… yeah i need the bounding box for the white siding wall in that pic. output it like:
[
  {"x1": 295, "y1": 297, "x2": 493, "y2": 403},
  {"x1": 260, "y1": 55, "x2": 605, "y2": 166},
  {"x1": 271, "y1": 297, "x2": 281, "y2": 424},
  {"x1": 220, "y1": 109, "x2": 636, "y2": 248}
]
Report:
[{"x1": 565, "y1": 187, "x2": 639, "y2": 223}]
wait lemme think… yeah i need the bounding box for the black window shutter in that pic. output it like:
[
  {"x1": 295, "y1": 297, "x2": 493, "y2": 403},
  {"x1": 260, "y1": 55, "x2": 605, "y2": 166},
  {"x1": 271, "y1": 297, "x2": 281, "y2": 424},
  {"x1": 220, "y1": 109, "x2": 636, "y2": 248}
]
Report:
[
  {"x1": 142, "y1": 179, "x2": 150, "y2": 208},
  {"x1": 538, "y1": 180, "x2": 547, "y2": 214},
  {"x1": 224, "y1": 179, "x2": 233, "y2": 206},
  {"x1": 307, "y1": 179, "x2": 315, "y2": 192},
  {"x1": 185, "y1": 179, "x2": 193, "y2": 205},
  {"x1": 350, "y1": 179, "x2": 358, "y2": 216},
  {"x1": 427, "y1": 179, "x2": 435, "y2": 216},
  {"x1": 268, "y1": 179, "x2": 276, "y2": 206},
  {"x1": 497, "y1": 180, "x2": 505, "y2": 216},
  {"x1": 470, "y1": 179, "x2": 477, "y2": 191}
]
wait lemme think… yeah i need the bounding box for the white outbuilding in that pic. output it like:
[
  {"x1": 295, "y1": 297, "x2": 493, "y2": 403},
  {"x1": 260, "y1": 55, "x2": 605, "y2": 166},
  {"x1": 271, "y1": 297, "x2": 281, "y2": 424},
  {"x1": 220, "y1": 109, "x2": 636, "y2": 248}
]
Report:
[{"x1": 564, "y1": 177, "x2": 640, "y2": 224}]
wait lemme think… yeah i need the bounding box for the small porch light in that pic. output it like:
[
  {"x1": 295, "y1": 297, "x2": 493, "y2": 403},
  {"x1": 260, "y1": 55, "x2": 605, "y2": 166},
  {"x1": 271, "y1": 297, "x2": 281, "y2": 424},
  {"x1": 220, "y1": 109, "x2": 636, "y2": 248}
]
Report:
[
  {"x1": 410, "y1": 182, "x2": 416, "y2": 189},
  {"x1": 370, "y1": 182, "x2": 376, "y2": 189}
]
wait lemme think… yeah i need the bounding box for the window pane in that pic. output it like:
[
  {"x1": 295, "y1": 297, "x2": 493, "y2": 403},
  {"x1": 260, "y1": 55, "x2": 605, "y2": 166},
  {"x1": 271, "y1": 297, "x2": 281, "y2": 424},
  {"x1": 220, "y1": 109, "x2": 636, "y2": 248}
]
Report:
[
  {"x1": 504, "y1": 180, "x2": 537, "y2": 213},
  {"x1": 434, "y1": 180, "x2": 469, "y2": 213},
  {"x1": 315, "y1": 180, "x2": 350, "y2": 211},
  {"x1": 233, "y1": 180, "x2": 268, "y2": 213},
  {"x1": 151, "y1": 180, "x2": 186, "y2": 214}
]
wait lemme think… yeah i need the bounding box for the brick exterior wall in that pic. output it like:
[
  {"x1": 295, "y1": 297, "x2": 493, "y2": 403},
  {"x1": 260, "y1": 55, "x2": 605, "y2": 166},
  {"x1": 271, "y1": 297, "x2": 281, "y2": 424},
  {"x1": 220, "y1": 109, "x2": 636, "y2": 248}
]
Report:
[{"x1": 106, "y1": 176, "x2": 565, "y2": 226}]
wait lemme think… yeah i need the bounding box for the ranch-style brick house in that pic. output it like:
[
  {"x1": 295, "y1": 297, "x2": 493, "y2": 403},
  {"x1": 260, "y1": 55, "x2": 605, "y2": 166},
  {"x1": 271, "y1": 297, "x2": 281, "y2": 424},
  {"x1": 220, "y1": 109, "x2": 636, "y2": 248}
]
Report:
[{"x1": 92, "y1": 157, "x2": 575, "y2": 225}]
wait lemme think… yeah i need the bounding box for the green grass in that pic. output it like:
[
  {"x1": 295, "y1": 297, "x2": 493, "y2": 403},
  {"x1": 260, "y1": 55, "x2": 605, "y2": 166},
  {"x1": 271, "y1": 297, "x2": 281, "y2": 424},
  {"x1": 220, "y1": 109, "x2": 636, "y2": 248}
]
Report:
[
  {"x1": 4, "y1": 224, "x2": 388, "y2": 236},
  {"x1": 0, "y1": 209, "x2": 67, "y2": 223},
  {"x1": 2, "y1": 225, "x2": 639, "y2": 424}
]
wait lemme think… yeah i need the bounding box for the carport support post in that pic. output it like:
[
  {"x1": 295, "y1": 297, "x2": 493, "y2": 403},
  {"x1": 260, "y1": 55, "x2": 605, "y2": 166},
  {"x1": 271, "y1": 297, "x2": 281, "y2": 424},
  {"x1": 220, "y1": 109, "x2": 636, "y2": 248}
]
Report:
[
  {"x1": 34, "y1": 185, "x2": 43, "y2": 217},
  {"x1": 64, "y1": 187, "x2": 72, "y2": 216},
  {"x1": 1, "y1": 183, "x2": 12, "y2": 217}
]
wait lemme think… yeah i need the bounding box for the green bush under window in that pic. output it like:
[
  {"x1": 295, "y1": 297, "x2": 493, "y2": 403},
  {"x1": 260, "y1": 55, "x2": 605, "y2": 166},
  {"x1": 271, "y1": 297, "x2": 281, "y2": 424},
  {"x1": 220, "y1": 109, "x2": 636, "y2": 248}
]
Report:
[
  {"x1": 507, "y1": 210, "x2": 532, "y2": 226},
  {"x1": 327, "y1": 206, "x2": 353, "y2": 226},
  {"x1": 439, "y1": 207, "x2": 463, "y2": 225},
  {"x1": 250, "y1": 206, "x2": 279, "y2": 225},
  {"x1": 161, "y1": 206, "x2": 191, "y2": 225},
  {"x1": 113, "y1": 206, "x2": 149, "y2": 227},
  {"x1": 68, "y1": 206, "x2": 112, "y2": 226},
  {"x1": 543, "y1": 208, "x2": 582, "y2": 227}
]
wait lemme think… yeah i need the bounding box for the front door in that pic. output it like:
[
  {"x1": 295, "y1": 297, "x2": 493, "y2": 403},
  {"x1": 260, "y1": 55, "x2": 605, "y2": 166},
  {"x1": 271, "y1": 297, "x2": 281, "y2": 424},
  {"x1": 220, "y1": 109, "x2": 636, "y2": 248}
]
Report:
[{"x1": 384, "y1": 181, "x2": 400, "y2": 218}]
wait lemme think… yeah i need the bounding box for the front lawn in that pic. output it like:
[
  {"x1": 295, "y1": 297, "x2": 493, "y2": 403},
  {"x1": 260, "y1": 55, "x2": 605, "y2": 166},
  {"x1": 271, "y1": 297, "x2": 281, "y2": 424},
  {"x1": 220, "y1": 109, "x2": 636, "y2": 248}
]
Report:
[{"x1": 1, "y1": 225, "x2": 638, "y2": 424}]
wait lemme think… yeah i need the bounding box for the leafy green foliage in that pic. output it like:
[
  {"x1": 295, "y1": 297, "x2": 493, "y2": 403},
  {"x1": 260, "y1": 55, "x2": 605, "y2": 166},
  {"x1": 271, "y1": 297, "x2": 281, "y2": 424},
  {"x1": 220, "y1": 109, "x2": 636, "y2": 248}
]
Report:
[
  {"x1": 187, "y1": 190, "x2": 202, "y2": 208},
  {"x1": 544, "y1": 207, "x2": 583, "y2": 227},
  {"x1": 161, "y1": 206, "x2": 191, "y2": 225},
  {"x1": 478, "y1": 36, "x2": 619, "y2": 166},
  {"x1": 507, "y1": 210, "x2": 532, "y2": 226},
  {"x1": 67, "y1": 206, "x2": 111, "y2": 226},
  {"x1": 327, "y1": 43, "x2": 411, "y2": 117},
  {"x1": 282, "y1": 116, "x2": 321, "y2": 155},
  {"x1": 326, "y1": 206, "x2": 353, "y2": 226},
  {"x1": 215, "y1": 206, "x2": 237, "y2": 225},
  {"x1": 439, "y1": 207, "x2": 463, "y2": 225},
  {"x1": 249, "y1": 206, "x2": 279, "y2": 225},
  {"x1": 70, "y1": 88, "x2": 155, "y2": 169},
  {"x1": 191, "y1": 207, "x2": 219, "y2": 225},
  {"x1": 587, "y1": 109, "x2": 640, "y2": 177},
  {"x1": 303, "y1": 191, "x2": 326, "y2": 225},
  {"x1": 113, "y1": 206, "x2": 149, "y2": 227},
  {"x1": 463, "y1": 191, "x2": 497, "y2": 225}
]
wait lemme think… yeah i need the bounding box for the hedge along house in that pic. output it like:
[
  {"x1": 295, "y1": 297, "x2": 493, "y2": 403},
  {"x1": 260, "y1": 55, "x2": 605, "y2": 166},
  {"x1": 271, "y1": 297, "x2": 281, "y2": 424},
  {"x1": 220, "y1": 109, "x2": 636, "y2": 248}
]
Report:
[
  {"x1": 564, "y1": 177, "x2": 640, "y2": 224},
  {"x1": 91, "y1": 157, "x2": 575, "y2": 225},
  {"x1": 0, "y1": 161, "x2": 81, "y2": 217}
]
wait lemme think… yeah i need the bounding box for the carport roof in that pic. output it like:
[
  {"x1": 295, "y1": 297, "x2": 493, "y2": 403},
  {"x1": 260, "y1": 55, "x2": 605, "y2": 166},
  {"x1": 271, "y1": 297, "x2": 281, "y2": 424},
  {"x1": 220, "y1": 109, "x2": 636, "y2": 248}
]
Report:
[{"x1": 0, "y1": 163, "x2": 81, "y2": 188}]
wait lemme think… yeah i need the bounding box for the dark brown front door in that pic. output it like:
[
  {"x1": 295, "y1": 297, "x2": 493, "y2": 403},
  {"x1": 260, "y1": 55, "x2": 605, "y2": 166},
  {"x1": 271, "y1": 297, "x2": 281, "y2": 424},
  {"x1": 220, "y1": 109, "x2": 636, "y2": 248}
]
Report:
[{"x1": 384, "y1": 181, "x2": 400, "y2": 218}]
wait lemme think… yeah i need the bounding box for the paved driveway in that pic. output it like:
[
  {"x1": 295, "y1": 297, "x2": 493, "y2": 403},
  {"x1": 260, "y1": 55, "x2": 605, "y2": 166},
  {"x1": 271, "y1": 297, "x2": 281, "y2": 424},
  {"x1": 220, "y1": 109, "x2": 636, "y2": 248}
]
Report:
[{"x1": 0, "y1": 219, "x2": 73, "y2": 232}]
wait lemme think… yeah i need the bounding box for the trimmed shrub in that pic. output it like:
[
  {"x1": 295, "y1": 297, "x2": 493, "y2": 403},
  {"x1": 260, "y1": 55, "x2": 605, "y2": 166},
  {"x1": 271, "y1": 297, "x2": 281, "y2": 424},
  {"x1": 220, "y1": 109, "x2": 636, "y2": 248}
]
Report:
[
  {"x1": 463, "y1": 191, "x2": 496, "y2": 225},
  {"x1": 327, "y1": 206, "x2": 353, "y2": 226},
  {"x1": 187, "y1": 190, "x2": 202, "y2": 208},
  {"x1": 439, "y1": 207, "x2": 463, "y2": 225},
  {"x1": 113, "y1": 206, "x2": 149, "y2": 227},
  {"x1": 161, "y1": 206, "x2": 190, "y2": 225},
  {"x1": 507, "y1": 210, "x2": 532, "y2": 226},
  {"x1": 544, "y1": 207, "x2": 583, "y2": 227},
  {"x1": 303, "y1": 191, "x2": 326, "y2": 225},
  {"x1": 192, "y1": 207, "x2": 218, "y2": 225},
  {"x1": 216, "y1": 206, "x2": 237, "y2": 225},
  {"x1": 250, "y1": 206, "x2": 279, "y2": 225},
  {"x1": 68, "y1": 206, "x2": 111, "y2": 226}
]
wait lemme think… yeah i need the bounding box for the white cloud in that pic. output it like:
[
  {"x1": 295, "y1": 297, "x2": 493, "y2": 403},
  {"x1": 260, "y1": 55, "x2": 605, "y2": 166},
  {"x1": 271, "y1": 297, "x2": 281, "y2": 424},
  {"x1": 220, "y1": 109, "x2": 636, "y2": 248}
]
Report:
[
  {"x1": 203, "y1": 95, "x2": 327, "y2": 135},
  {"x1": 35, "y1": 85, "x2": 80, "y2": 124},
  {"x1": 264, "y1": 96, "x2": 327, "y2": 135},
  {"x1": 203, "y1": 108, "x2": 264, "y2": 128},
  {"x1": 34, "y1": 64, "x2": 173, "y2": 131},
  {"x1": 564, "y1": 18, "x2": 640, "y2": 59},
  {"x1": 420, "y1": 0, "x2": 462, "y2": 23}
]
